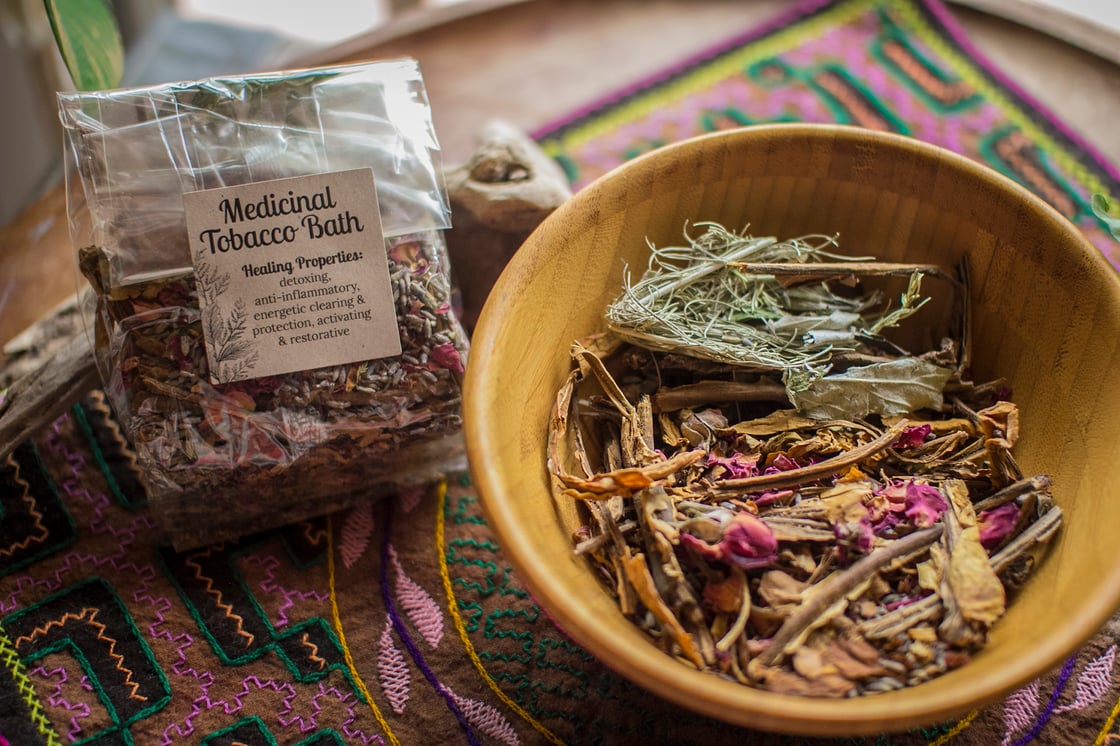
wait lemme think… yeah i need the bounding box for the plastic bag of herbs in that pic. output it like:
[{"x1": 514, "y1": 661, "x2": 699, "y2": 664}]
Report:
[{"x1": 59, "y1": 59, "x2": 468, "y2": 550}]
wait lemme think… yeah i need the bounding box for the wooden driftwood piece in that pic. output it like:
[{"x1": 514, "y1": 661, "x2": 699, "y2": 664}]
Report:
[
  {"x1": 444, "y1": 119, "x2": 572, "y2": 330},
  {"x1": 0, "y1": 331, "x2": 98, "y2": 458},
  {"x1": 0, "y1": 121, "x2": 571, "y2": 459}
]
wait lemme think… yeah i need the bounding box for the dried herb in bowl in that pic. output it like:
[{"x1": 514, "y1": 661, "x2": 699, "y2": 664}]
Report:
[{"x1": 548, "y1": 223, "x2": 1060, "y2": 697}]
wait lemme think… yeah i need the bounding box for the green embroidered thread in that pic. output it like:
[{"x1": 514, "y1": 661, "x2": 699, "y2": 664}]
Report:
[
  {"x1": 3, "y1": 576, "x2": 173, "y2": 743},
  {"x1": 437, "y1": 480, "x2": 565, "y2": 746},
  {"x1": 978, "y1": 125, "x2": 1100, "y2": 226},
  {"x1": 448, "y1": 492, "x2": 487, "y2": 526},
  {"x1": 0, "y1": 443, "x2": 78, "y2": 574},
  {"x1": 200, "y1": 716, "x2": 278, "y2": 745},
  {"x1": 157, "y1": 542, "x2": 355, "y2": 690},
  {"x1": 750, "y1": 56, "x2": 912, "y2": 132}
]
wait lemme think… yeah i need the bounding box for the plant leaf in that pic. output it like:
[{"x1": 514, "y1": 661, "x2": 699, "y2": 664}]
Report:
[
  {"x1": 790, "y1": 357, "x2": 952, "y2": 420},
  {"x1": 44, "y1": 0, "x2": 124, "y2": 91},
  {"x1": 1091, "y1": 194, "x2": 1120, "y2": 240}
]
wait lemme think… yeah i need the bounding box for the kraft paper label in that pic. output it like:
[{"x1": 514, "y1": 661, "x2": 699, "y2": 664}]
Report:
[{"x1": 184, "y1": 168, "x2": 401, "y2": 384}]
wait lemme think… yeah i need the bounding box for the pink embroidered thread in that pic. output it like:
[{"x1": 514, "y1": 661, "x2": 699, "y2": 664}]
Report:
[
  {"x1": 398, "y1": 486, "x2": 425, "y2": 514},
  {"x1": 1057, "y1": 646, "x2": 1117, "y2": 713},
  {"x1": 448, "y1": 688, "x2": 521, "y2": 745},
  {"x1": 340, "y1": 503, "x2": 376, "y2": 569},
  {"x1": 388, "y1": 545, "x2": 444, "y2": 648},
  {"x1": 1001, "y1": 679, "x2": 1041, "y2": 746},
  {"x1": 243, "y1": 552, "x2": 329, "y2": 629},
  {"x1": 30, "y1": 664, "x2": 91, "y2": 741},
  {"x1": 377, "y1": 616, "x2": 411, "y2": 715}
]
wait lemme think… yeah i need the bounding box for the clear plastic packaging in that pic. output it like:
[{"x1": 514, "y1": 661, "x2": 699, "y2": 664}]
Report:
[{"x1": 60, "y1": 59, "x2": 468, "y2": 549}]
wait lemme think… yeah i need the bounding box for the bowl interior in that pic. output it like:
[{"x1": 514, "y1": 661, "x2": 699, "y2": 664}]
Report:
[{"x1": 463, "y1": 124, "x2": 1120, "y2": 735}]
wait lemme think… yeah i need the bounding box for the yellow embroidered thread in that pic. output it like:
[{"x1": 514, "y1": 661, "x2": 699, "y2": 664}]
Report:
[
  {"x1": 0, "y1": 624, "x2": 62, "y2": 745},
  {"x1": 928, "y1": 710, "x2": 978, "y2": 745},
  {"x1": 1093, "y1": 695, "x2": 1120, "y2": 745},
  {"x1": 326, "y1": 514, "x2": 402, "y2": 746},
  {"x1": 436, "y1": 480, "x2": 566, "y2": 746}
]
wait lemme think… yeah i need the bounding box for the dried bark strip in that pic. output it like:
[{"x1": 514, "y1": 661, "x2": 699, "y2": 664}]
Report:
[
  {"x1": 653, "y1": 379, "x2": 788, "y2": 412},
  {"x1": 714, "y1": 420, "x2": 909, "y2": 494},
  {"x1": 0, "y1": 332, "x2": 99, "y2": 460}
]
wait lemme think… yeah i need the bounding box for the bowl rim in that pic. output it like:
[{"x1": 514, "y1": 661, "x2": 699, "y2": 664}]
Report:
[{"x1": 463, "y1": 122, "x2": 1120, "y2": 736}]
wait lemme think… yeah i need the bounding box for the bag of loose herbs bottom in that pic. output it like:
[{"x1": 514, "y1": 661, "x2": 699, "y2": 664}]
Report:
[{"x1": 59, "y1": 59, "x2": 469, "y2": 550}]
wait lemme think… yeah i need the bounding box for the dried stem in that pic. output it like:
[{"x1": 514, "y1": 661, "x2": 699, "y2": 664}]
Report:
[
  {"x1": 714, "y1": 420, "x2": 909, "y2": 494},
  {"x1": 973, "y1": 475, "x2": 1051, "y2": 513},
  {"x1": 652, "y1": 379, "x2": 788, "y2": 412},
  {"x1": 758, "y1": 525, "x2": 944, "y2": 665}
]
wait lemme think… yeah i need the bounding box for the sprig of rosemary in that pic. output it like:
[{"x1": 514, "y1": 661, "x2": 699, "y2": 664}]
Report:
[{"x1": 605, "y1": 222, "x2": 929, "y2": 389}]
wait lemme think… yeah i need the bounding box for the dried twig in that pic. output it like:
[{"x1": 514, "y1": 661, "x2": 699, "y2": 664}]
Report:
[{"x1": 757, "y1": 525, "x2": 944, "y2": 665}]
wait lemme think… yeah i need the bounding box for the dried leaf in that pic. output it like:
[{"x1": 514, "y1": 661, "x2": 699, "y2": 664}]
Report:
[
  {"x1": 790, "y1": 357, "x2": 953, "y2": 420},
  {"x1": 557, "y1": 449, "x2": 706, "y2": 499},
  {"x1": 948, "y1": 528, "x2": 1006, "y2": 626},
  {"x1": 945, "y1": 480, "x2": 1006, "y2": 626},
  {"x1": 725, "y1": 409, "x2": 819, "y2": 436},
  {"x1": 623, "y1": 551, "x2": 705, "y2": 669},
  {"x1": 758, "y1": 570, "x2": 807, "y2": 608},
  {"x1": 792, "y1": 647, "x2": 836, "y2": 679},
  {"x1": 819, "y1": 638, "x2": 889, "y2": 680},
  {"x1": 978, "y1": 401, "x2": 1020, "y2": 446},
  {"x1": 916, "y1": 554, "x2": 942, "y2": 592},
  {"x1": 818, "y1": 481, "x2": 874, "y2": 524},
  {"x1": 704, "y1": 572, "x2": 745, "y2": 615},
  {"x1": 749, "y1": 661, "x2": 857, "y2": 698}
]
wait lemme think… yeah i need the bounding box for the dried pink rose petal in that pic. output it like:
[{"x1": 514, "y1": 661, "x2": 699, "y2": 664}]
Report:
[
  {"x1": 877, "y1": 482, "x2": 908, "y2": 506},
  {"x1": 680, "y1": 531, "x2": 724, "y2": 564},
  {"x1": 429, "y1": 342, "x2": 465, "y2": 374},
  {"x1": 867, "y1": 482, "x2": 907, "y2": 531},
  {"x1": 681, "y1": 513, "x2": 778, "y2": 570},
  {"x1": 754, "y1": 489, "x2": 795, "y2": 507},
  {"x1": 904, "y1": 482, "x2": 949, "y2": 528},
  {"x1": 893, "y1": 424, "x2": 932, "y2": 449},
  {"x1": 978, "y1": 502, "x2": 1020, "y2": 548},
  {"x1": 720, "y1": 512, "x2": 778, "y2": 569},
  {"x1": 765, "y1": 453, "x2": 800, "y2": 474}
]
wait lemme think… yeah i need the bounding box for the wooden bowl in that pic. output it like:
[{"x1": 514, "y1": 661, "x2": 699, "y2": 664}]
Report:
[{"x1": 462, "y1": 124, "x2": 1120, "y2": 735}]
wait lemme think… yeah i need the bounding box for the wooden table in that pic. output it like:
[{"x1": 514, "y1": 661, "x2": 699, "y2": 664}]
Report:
[{"x1": 2, "y1": 0, "x2": 1117, "y2": 346}]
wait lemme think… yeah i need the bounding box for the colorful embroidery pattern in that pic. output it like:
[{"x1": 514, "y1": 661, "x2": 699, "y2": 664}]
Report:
[
  {"x1": 535, "y1": 0, "x2": 1120, "y2": 267},
  {"x1": 1, "y1": 1, "x2": 1118, "y2": 744}
]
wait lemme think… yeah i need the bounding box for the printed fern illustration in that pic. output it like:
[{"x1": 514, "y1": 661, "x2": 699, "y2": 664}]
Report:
[{"x1": 195, "y1": 253, "x2": 260, "y2": 383}]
